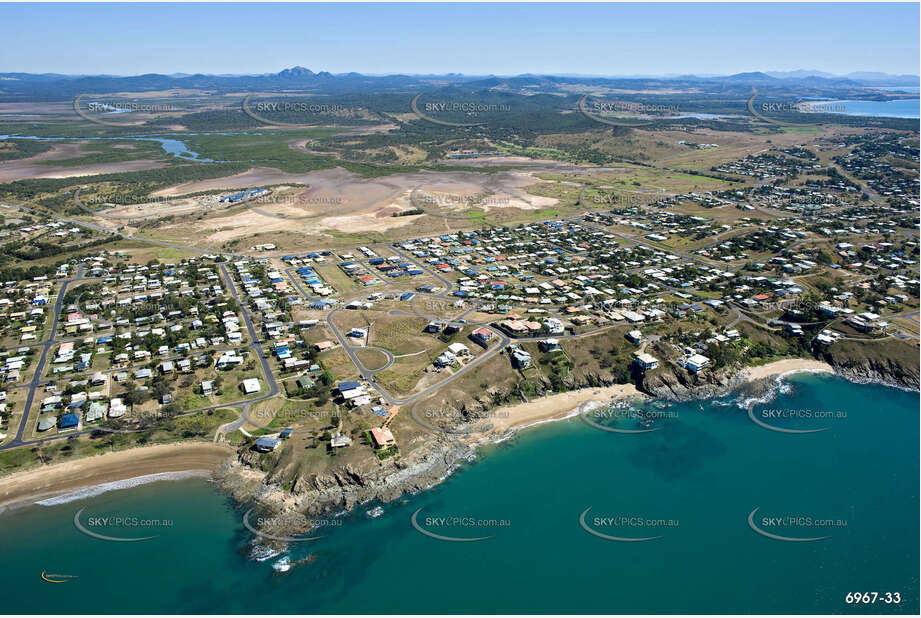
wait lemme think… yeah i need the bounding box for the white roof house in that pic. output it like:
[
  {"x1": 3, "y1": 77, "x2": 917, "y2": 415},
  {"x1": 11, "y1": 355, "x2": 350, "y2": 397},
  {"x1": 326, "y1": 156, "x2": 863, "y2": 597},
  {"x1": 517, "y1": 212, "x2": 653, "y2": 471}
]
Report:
[
  {"x1": 684, "y1": 354, "x2": 710, "y2": 373},
  {"x1": 241, "y1": 378, "x2": 261, "y2": 394}
]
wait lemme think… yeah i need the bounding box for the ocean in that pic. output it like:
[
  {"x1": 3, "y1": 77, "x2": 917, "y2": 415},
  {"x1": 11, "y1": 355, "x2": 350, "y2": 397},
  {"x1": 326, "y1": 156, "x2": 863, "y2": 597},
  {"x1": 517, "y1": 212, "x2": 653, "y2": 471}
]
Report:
[
  {"x1": 804, "y1": 99, "x2": 920, "y2": 119},
  {"x1": 0, "y1": 374, "x2": 917, "y2": 614}
]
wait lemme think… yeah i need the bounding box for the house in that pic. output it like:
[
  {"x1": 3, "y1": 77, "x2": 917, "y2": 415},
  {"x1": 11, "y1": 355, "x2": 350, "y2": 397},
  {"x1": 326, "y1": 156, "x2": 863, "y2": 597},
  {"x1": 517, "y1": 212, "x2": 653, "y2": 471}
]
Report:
[
  {"x1": 314, "y1": 340, "x2": 336, "y2": 352},
  {"x1": 626, "y1": 330, "x2": 643, "y2": 344},
  {"x1": 370, "y1": 427, "x2": 395, "y2": 448},
  {"x1": 340, "y1": 387, "x2": 368, "y2": 400},
  {"x1": 201, "y1": 380, "x2": 214, "y2": 395},
  {"x1": 337, "y1": 381, "x2": 361, "y2": 393},
  {"x1": 621, "y1": 310, "x2": 645, "y2": 323},
  {"x1": 634, "y1": 353, "x2": 659, "y2": 371},
  {"x1": 296, "y1": 375, "x2": 314, "y2": 390},
  {"x1": 510, "y1": 347, "x2": 532, "y2": 369},
  {"x1": 254, "y1": 437, "x2": 281, "y2": 452},
  {"x1": 330, "y1": 432, "x2": 353, "y2": 448},
  {"x1": 434, "y1": 351, "x2": 456, "y2": 367},
  {"x1": 241, "y1": 378, "x2": 261, "y2": 394},
  {"x1": 447, "y1": 342, "x2": 469, "y2": 357},
  {"x1": 85, "y1": 401, "x2": 107, "y2": 422},
  {"x1": 108, "y1": 398, "x2": 127, "y2": 418},
  {"x1": 538, "y1": 339, "x2": 562, "y2": 353},
  {"x1": 544, "y1": 317, "x2": 564, "y2": 334},
  {"x1": 216, "y1": 352, "x2": 244, "y2": 368},
  {"x1": 347, "y1": 328, "x2": 368, "y2": 339},
  {"x1": 471, "y1": 328, "x2": 493, "y2": 346},
  {"x1": 159, "y1": 360, "x2": 174, "y2": 374},
  {"x1": 59, "y1": 413, "x2": 80, "y2": 430},
  {"x1": 684, "y1": 354, "x2": 710, "y2": 373}
]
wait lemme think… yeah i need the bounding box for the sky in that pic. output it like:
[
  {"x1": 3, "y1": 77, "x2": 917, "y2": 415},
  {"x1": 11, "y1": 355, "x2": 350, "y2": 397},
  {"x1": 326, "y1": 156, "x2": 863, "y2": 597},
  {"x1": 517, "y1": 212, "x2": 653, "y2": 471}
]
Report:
[{"x1": 2, "y1": 2, "x2": 919, "y2": 76}]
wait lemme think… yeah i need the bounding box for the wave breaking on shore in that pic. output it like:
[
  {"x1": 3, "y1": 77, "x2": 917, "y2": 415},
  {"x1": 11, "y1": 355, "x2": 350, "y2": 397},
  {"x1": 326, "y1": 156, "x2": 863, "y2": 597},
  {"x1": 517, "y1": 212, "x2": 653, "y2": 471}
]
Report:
[{"x1": 34, "y1": 470, "x2": 212, "y2": 506}]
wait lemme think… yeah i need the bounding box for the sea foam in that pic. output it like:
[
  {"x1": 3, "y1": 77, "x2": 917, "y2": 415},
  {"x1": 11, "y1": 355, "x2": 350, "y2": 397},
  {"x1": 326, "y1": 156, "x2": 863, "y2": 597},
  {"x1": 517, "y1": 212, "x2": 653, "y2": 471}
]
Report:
[{"x1": 34, "y1": 470, "x2": 212, "y2": 506}]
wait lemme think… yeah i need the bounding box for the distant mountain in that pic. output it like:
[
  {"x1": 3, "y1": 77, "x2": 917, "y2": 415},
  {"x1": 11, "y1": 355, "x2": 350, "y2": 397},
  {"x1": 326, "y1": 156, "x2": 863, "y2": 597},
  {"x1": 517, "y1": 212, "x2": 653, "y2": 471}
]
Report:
[
  {"x1": 0, "y1": 66, "x2": 915, "y2": 102},
  {"x1": 722, "y1": 72, "x2": 779, "y2": 83},
  {"x1": 278, "y1": 66, "x2": 315, "y2": 79},
  {"x1": 765, "y1": 70, "x2": 838, "y2": 79}
]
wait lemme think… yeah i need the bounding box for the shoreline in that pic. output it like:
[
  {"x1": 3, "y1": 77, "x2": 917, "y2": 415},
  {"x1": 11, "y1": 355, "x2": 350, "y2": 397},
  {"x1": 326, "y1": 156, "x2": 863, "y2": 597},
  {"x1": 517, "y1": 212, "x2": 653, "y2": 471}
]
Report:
[
  {"x1": 0, "y1": 442, "x2": 235, "y2": 512},
  {"x1": 460, "y1": 383, "x2": 644, "y2": 446},
  {"x1": 461, "y1": 357, "x2": 835, "y2": 446},
  {"x1": 736, "y1": 357, "x2": 834, "y2": 382},
  {"x1": 0, "y1": 358, "x2": 841, "y2": 515}
]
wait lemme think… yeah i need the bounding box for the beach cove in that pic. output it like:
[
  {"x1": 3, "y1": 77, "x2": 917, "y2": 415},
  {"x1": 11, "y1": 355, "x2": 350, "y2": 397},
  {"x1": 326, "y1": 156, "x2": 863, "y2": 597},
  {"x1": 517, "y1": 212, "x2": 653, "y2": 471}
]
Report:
[{"x1": 0, "y1": 368, "x2": 916, "y2": 614}]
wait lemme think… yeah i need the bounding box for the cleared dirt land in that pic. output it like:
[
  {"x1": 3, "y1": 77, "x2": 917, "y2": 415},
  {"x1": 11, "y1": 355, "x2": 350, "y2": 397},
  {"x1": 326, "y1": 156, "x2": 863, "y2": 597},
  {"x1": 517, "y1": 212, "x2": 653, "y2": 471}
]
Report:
[{"x1": 117, "y1": 166, "x2": 562, "y2": 248}]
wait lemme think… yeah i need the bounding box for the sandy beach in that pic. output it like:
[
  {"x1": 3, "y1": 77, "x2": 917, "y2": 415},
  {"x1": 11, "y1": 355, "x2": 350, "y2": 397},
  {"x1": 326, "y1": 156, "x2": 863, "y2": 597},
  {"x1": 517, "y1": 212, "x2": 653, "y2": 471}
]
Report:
[
  {"x1": 462, "y1": 383, "x2": 644, "y2": 445},
  {"x1": 738, "y1": 358, "x2": 834, "y2": 382},
  {"x1": 0, "y1": 358, "x2": 836, "y2": 510},
  {"x1": 461, "y1": 358, "x2": 836, "y2": 445},
  {"x1": 0, "y1": 442, "x2": 234, "y2": 509}
]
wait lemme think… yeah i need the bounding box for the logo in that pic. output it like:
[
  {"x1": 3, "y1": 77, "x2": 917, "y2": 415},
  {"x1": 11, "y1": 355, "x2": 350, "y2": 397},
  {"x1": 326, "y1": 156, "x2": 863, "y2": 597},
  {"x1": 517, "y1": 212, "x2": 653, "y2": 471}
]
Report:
[
  {"x1": 747, "y1": 507, "x2": 842, "y2": 542},
  {"x1": 746, "y1": 87, "x2": 829, "y2": 127},
  {"x1": 746, "y1": 402, "x2": 841, "y2": 434},
  {"x1": 241, "y1": 508, "x2": 328, "y2": 543},
  {"x1": 73, "y1": 506, "x2": 165, "y2": 542},
  {"x1": 41, "y1": 571, "x2": 79, "y2": 583},
  {"x1": 579, "y1": 507, "x2": 673, "y2": 542},
  {"x1": 411, "y1": 93, "x2": 510, "y2": 127},
  {"x1": 578, "y1": 95, "x2": 672, "y2": 127},
  {"x1": 410, "y1": 507, "x2": 508, "y2": 542},
  {"x1": 578, "y1": 402, "x2": 664, "y2": 434}
]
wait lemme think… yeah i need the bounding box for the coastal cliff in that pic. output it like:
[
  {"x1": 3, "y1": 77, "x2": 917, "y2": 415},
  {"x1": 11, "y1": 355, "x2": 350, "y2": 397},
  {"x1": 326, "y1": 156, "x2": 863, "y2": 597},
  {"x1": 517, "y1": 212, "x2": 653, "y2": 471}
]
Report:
[
  {"x1": 637, "y1": 363, "x2": 740, "y2": 401},
  {"x1": 218, "y1": 433, "x2": 471, "y2": 526},
  {"x1": 218, "y1": 341, "x2": 918, "y2": 543},
  {"x1": 816, "y1": 338, "x2": 920, "y2": 391}
]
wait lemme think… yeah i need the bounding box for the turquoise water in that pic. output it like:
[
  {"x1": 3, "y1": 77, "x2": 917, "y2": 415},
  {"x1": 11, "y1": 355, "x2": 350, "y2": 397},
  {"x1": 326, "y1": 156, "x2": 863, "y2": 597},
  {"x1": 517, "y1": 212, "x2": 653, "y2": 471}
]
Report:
[{"x1": 0, "y1": 374, "x2": 917, "y2": 614}]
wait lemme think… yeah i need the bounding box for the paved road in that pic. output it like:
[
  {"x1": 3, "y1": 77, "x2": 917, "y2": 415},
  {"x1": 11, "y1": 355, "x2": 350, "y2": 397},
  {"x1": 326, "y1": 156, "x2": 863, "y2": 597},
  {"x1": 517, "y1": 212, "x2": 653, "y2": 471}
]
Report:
[
  {"x1": 218, "y1": 263, "x2": 280, "y2": 401},
  {"x1": 3, "y1": 264, "x2": 85, "y2": 449}
]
